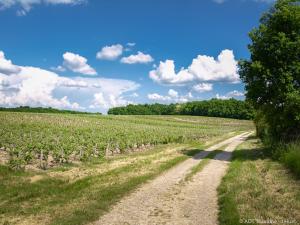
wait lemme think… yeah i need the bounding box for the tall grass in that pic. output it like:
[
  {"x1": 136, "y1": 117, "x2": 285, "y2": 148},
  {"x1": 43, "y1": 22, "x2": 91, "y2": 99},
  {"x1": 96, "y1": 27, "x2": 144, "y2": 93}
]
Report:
[
  {"x1": 277, "y1": 141, "x2": 300, "y2": 178},
  {"x1": 218, "y1": 137, "x2": 300, "y2": 225},
  {"x1": 254, "y1": 114, "x2": 300, "y2": 178}
]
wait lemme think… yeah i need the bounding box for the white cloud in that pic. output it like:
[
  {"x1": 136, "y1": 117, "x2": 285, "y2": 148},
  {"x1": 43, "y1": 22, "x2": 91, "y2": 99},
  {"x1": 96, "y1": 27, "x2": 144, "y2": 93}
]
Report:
[
  {"x1": 121, "y1": 51, "x2": 154, "y2": 64},
  {"x1": 62, "y1": 52, "x2": 97, "y2": 75},
  {"x1": 127, "y1": 42, "x2": 136, "y2": 47},
  {"x1": 0, "y1": 51, "x2": 21, "y2": 75},
  {"x1": 147, "y1": 93, "x2": 171, "y2": 101},
  {"x1": 59, "y1": 77, "x2": 139, "y2": 111},
  {"x1": 150, "y1": 60, "x2": 194, "y2": 85},
  {"x1": 227, "y1": 90, "x2": 244, "y2": 97},
  {"x1": 149, "y1": 49, "x2": 239, "y2": 85},
  {"x1": 130, "y1": 92, "x2": 139, "y2": 97},
  {"x1": 168, "y1": 89, "x2": 178, "y2": 98},
  {"x1": 148, "y1": 89, "x2": 192, "y2": 103},
  {"x1": 0, "y1": 0, "x2": 86, "y2": 15},
  {"x1": 90, "y1": 92, "x2": 133, "y2": 109},
  {"x1": 0, "y1": 50, "x2": 140, "y2": 113},
  {"x1": 215, "y1": 94, "x2": 229, "y2": 100},
  {"x1": 58, "y1": 78, "x2": 88, "y2": 88},
  {"x1": 192, "y1": 83, "x2": 213, "y2": 93},
  {"x1": 0, "y1": 66, "x2": 81, "y2": 109},
  {"x1": 215, "y1": 90, "x2": 245, "y2": 100},
  {"x1": 189, "y1": 50, "x2": 239, "y2": 82},
  {"x1": 50, "y1": 65, "x2": 66, "y2": 72},
  {"x1": 96, "y1": 44, "x2": 123, "y2": 60}
]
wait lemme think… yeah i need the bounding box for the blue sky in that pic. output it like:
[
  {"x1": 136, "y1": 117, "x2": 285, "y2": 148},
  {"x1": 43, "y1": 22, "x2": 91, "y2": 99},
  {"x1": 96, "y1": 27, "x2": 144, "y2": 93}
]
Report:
[{"x1": 0, "y1": 0, "x2": 274, "y2": 113}]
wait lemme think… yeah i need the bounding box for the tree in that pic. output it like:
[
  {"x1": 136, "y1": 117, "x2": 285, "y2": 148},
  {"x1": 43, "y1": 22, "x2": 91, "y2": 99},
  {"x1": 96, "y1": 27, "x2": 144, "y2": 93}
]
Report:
[
  {"x1": 108, "y1": 99, "x2": 254, "y2": 120},
  {"x1": 239, "y1": 0, "x2": 300, "y2": 141}
]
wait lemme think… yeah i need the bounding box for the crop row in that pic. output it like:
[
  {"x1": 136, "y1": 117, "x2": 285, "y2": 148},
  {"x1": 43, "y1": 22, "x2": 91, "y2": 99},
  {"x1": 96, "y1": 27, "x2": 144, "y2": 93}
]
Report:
[{"x1": 0, "y1": 112, "x2": 253, "y2": 169}]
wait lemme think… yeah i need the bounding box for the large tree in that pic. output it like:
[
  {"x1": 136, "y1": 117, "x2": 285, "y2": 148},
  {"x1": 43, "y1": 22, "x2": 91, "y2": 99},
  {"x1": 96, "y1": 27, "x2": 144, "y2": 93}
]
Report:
[{"x1": 239, "y1": 0, "x2": 300, "y2": 140}]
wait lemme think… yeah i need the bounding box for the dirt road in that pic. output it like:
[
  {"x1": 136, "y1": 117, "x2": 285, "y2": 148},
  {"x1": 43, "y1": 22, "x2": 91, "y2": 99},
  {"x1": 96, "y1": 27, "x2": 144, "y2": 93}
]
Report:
[{"x1": 93, "y1": 132, "x2": 252, "y2": 225}]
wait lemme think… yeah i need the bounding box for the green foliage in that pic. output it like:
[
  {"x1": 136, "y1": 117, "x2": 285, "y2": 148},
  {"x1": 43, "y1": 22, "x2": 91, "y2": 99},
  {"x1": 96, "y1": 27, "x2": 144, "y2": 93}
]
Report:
[
  {"x1": 239, "y1": 0, "x2": 300, "y2": 140},
  {"x1": 275, "y1": 141, "x2": 300, "y2": 177},
  {"x1": 108, "y1": 103, "x2": 176, "y2": 115},
  {"x1": 108, "y1": 99, "x2": 255, "y2": 120},
  {"x1": 253, "y1": 110, "x2": 270, "y2": 139}
]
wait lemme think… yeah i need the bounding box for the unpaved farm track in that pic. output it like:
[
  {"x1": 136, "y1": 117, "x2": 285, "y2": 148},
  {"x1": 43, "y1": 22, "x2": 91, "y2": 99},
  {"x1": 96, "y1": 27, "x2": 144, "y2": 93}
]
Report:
[{"x1": 93, "y1": 132, "x2": 252, "y2": 225}]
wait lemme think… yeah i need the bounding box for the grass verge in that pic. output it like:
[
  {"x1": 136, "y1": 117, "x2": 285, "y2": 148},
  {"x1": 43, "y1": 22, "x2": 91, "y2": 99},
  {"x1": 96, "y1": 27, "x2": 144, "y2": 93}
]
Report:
[
  {"x1": 0, "y1": 144, "x2": 201, "y2": 225},
  {"x1": 184, "y1": 150, "x2": 222, "y2": 182},
  {"x1": 218, "y1": 136, "x2": 300, "y2": 225}
]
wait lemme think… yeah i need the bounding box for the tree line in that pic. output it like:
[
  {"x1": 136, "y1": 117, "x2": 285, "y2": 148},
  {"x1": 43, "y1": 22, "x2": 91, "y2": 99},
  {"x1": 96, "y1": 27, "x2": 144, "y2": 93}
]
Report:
[{"x1": 108, "y1": 99, "x2": 255, "y2": 120}]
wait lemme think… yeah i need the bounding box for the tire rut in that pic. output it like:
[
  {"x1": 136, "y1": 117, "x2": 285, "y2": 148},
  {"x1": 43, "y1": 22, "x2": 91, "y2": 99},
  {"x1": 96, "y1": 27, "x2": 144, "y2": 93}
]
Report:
[{"x1": 92, "y1": 132, "x2": 252, "y2": 225}]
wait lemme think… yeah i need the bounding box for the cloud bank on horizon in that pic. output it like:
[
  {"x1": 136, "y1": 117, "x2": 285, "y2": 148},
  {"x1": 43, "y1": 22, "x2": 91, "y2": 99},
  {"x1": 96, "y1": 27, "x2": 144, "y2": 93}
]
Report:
[
  {"x1": 0, "y1": 46, "x2": 244, "y2": 113},
  {"x1": 0, "y1": 51, "x2": 139, "y2": 113}
]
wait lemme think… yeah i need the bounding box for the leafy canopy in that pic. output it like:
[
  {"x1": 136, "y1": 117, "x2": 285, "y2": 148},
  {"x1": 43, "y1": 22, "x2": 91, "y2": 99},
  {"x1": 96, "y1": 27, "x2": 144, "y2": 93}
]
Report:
[{"x1": 239, "y1": 0, "x2": 300, "y2": 140}]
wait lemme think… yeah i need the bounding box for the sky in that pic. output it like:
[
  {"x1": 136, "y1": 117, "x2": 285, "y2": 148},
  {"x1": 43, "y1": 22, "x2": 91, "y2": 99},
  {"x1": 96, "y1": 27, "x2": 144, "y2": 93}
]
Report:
[{"x1": 0, "y1": 0, "x2": 274, "y2": 113}]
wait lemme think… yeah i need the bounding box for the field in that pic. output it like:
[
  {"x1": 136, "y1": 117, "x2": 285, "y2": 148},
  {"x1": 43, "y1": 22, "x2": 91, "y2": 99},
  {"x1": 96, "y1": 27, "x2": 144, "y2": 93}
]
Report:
[
  {"x1": 0, "y1": 112, "x2": 253, "y2": 169},
  {"x1": 0, "y1": 112, "x2": 254, "y2": 225}
]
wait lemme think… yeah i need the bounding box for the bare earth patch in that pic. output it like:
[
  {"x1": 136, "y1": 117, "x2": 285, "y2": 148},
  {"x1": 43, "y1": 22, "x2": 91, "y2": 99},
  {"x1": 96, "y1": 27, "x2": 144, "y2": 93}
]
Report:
[{"x1": 0, "y1": 147, "x2": 9, "y2": 164}]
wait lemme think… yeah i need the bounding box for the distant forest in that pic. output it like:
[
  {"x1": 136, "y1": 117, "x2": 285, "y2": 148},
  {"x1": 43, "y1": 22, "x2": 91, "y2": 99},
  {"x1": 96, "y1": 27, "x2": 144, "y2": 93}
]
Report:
[
  {"x1": 0, "y1": 106, "x2": 102, "y2": 115},
  {"x1": 108, "y1": 99, "x2": 254, "y2": 120}
]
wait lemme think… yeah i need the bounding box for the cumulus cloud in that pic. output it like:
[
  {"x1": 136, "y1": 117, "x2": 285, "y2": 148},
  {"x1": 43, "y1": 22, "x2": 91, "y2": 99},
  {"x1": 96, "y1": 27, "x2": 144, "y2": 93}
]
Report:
[
  {"x1": 62, "y1": 52, "x2": 97, "y2": 75},
  {"x1": 148, "y1": 89, "x2": 192, "y2": 103},
  {"x1": 215, "y1": 90, "x2": 245, "y2": 100},
  {"x1": 0, "y1": 50, "x2": 140, "y2": 113},
  {"x1": 130, "y1": 92, "x2": 139, "y2": 97},
  {"x1": 90, "y1": 92, "x2": 133, "y2": 109},
  {"x1": 148, "y1": 93, "x2": 171, "y2": 101},
  {"x1": 0, "y1": 51, "x2": 21, "y2": 75},
  {"x1": 87, "y1": 77, "x2": 139, "y2": 109},
  {"x1": 192, "y1": 83, "x2": 213, "y2": 93},
  {"x1": 0, "y1": 66, "x2": 82, "y2": 109},
  {"x1": 150, "y1": 60, "x2": 194, "y2": 85},
  {"x1": 227, "y1": 90, "x2": 244, "y2": 97},
  {"x1": 215, "y1": 94, "x2": 229, "y2": 100},
  {"x1": 127, "y1": 42, "x2": 136, "y2": 47},
  {"x1": 96, "y1": 44, "x2": 123, "y2": 60},
  {"x1": 168, "y1": 89, "x2": 178, "y2": 98},
  {"x1": 149, "y1": 49, "x2": 239, "y2": 85},
  {"x1": 0, "y1": 0, "x2": 86, "y2": 15},
  {"x1": 121, "y1": 51, "x2": 154, "y2": 64},
  {"x1": 50, "y1": 65, "x2": 66, "y2": 72},
  {"x1": 58, "y1": 78, "x2": 88, "y2": 88}
]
